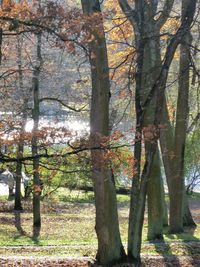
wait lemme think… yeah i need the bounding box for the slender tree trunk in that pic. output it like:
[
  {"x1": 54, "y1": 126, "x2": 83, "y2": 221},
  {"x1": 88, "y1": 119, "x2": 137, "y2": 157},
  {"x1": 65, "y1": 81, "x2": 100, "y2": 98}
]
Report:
[
  {"x1": 160, "y1": 173, "x2": 168, "y2": 227},
  {"x1": 15, "y1": 103, "x2": 28, "y2": 210},
  {"x1": 32, "y1": 32, "x2": 42, "y2": 229},
  {"x1": 0, "y1": 28, "x2": 2, "y2": 65},
  {"x1": 0, "y1": 1, "x2": 3, "y2": 65},
  {"x1": 160, "y1": 100, "x2": 196, "y2": 230},
  {"x1": 169, "y1": 0, "x2": 193, "y2": 233},
  {"x1": 81, "y1": 1, "x2": 126, "y2": 265},
  {"x1": 128, "y1": 39, "x2": 144, "y2": 263},
  {"x1": 122, "y1": 1, "x2": 164, "y2": 261},
  {"x1": 15, "y1": 160, "x2": 23, "y2": 210},
  {"x1": 120, "y1": 0, "x2": 196, "y2": 261},
  {"x1": 183, "y1": 195, "x2": 196, "y2": 227},
  {"x1": 14, "y1": 35, "x2": 28, "y2": 211}
]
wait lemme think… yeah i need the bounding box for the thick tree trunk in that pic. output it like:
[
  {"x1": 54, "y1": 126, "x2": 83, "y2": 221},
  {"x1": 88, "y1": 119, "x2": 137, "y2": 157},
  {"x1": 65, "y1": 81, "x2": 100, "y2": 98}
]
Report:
[
  {"x1": 141, "y1": 27, "x2": 164, "y2": 241},
  {"x1": 81, "y1": 1, "x2": 126, "y2": 265},
  {"x1": 147, "y1": 148, "x2": 164, "y2": 240}
]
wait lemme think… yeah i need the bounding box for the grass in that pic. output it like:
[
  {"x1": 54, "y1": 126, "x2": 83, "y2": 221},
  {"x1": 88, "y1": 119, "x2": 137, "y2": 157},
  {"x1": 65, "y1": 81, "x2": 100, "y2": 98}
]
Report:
[
  {"x1": 51, "y1": 188, "x2": 130, "y2": 205},
  {"x1": 0, "y1": 188, "x2": 199, "y2": 257}
]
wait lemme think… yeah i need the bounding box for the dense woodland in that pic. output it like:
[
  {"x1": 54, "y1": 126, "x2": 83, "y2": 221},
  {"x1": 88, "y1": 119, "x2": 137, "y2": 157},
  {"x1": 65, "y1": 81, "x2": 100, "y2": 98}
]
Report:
[{"x1": 0, "y1": 0, "x2": 200, "y2": 266}]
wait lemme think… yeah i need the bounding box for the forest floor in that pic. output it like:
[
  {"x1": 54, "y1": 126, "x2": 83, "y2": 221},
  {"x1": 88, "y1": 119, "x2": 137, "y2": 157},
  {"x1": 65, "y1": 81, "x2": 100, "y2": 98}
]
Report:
[{"x1": 0, "y1": 189, "x2": 199, "y2": 266}]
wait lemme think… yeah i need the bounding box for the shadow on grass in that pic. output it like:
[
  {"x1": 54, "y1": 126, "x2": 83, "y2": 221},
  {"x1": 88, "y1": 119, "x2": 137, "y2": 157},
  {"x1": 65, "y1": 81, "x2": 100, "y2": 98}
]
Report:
[
  {"x1": 163, "y1": 225, "x2": 200, "y2": 266},
  {"x1": 13, "y1": 211, "x2": 42, "y2": 245},
  {"x1": 14, "y1": 210, "x2": 27, "y2": 236},
  {"x1": 181, "y1": 226, "x2": 199, "y2": 265},
  {"x1": 184, "y1": 226, "x2": 200, "y2": 266},
  {"x1": 149, "y1": 227, "x2": 181, "y2": 267}
]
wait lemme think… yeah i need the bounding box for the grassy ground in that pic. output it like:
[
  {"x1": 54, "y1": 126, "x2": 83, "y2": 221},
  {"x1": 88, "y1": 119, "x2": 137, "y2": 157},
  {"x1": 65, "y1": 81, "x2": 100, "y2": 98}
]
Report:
[{"x1": 0, "y1": 189, "x2": 199, "y2": 258}]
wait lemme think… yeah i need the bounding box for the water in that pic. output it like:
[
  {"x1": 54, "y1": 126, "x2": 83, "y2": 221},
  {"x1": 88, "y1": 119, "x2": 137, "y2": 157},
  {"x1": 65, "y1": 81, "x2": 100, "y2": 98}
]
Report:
[{"x1": 25, "y1": 117, "x2": 89, "y2": 134}]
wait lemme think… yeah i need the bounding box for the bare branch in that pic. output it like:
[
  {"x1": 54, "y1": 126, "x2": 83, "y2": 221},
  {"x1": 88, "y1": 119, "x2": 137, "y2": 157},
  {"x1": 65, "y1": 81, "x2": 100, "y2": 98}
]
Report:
[
  {"x1": 118, "y1": 0, "x2": 138, "y2": 28},
  {"x1": 142, "y1": 0, "x2": 197, "y2": 123},
  {"x1": 156, "y1": 0, "x2": 175, "y2": 29},
  {"x1": 187, "y1": 113, "x2": 200, "y2": 133},
  {"x1": 39, "y1": 97, "x2": 88, "y2": 112},
  {"x1": 0, "y1": 143, "x2": 134, "y2": 163},
  {"x1": 0, "y1": 16, "x2": 87, "y2": 52}
]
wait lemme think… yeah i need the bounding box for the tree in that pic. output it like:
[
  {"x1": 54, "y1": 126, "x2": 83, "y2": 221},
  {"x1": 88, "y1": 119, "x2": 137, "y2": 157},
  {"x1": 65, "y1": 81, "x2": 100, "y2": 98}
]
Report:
[
  {"x1": 169, "y1": 0, "x2": 196, "y2": 233},
  {"x1": 14, "y1": 33, "x2": 29, "y2": 211},
  {"x1": 80, "y1": 1, "x2": 126, "y2": 265},
  {"x1": 32, "y1": 31, "x2": 42, "y2": 232},
  {"x1": 118, "y1": 0, "x2": 171, "y2": 247},
  {"x1": 119, "y1": 0, "x2": 197, "y2": 262}
]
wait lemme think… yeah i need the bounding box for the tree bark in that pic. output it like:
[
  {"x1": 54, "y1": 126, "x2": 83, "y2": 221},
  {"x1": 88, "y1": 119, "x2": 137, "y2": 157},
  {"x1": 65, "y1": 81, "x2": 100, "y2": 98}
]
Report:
[
  {"x1": 160, "y1": 99, "x2": 196, "y2": 230},
  {"x1": 14, "y1": 34, "x2": 28, "y2": 211},
  {"x1": 81, "y1": 1, "x2": 126, "y2": 265},
  {"x1": 169, "y1": 0, "x2": 194, "y2": 233},
  {"x1": 32, "y1": 32, "x2": 42, "y2": 230},
  {"x1": 137, "y1": 2, "x2": 164, "y2": 241},
  {"x1": 147, "y1": 148, "x2": 164, "y2": 240},
  {"x1": 128, "y1": 31, "x2": 144, "y2": 263},
  {"x1": 120, "y1": 0, "x2": 196, "y2": 259},
  {"x1": 0, "y1": 28, "x2": 2, "y2": 65}
]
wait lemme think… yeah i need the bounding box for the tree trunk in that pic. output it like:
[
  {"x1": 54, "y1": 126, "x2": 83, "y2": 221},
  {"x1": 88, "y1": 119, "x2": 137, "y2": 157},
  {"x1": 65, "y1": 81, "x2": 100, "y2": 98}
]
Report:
[
  {"x1": 160, "y1": 100, "x2": 196, "y2": 230},
  {"x1": 147, "y1": 148, "x2": 164, "y2": 240},
  {"x1": 15, "y1": 160, "x2": 23, "y2": 211},
  {"x1": 0, "y1": 28, "x2": 2, "y2": 65},
  {"x1": 128, "y1": 43, "x2": 144, "y2": 263},
  {"x1": 81, "y1": 1, "x2": 126, "y2": 265},
  {"x1": 141, "y1": 26, "x2": 164, "y2": 241},
  {"x1": 32, "y1": 32, "x2": 42, "y2": 229},
  {"x1": 120, "y1": 0, "x2": 196, "y2": 260},
  {"x1": 119, "y1": 0, "x2": 165, "y2": 260},
  {"x1": 183, "y1": 194, "x2": 196, "y2": 227},
  {"x1": 0, "y1": 0, "x2": 2, "y2": 65},
  {"x1": 14, "y1": 35, "x2": 27, "y2": 211},
  {"x1": 169, "y1": 0, "x2": 193, "y2": 233},
  {"x1": 160, "y1": 174, "x2": 168, "y2": 227}
]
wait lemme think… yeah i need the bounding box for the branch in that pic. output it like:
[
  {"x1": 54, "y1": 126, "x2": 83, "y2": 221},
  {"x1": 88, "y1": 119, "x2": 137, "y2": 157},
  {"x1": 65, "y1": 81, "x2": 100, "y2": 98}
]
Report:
[
  {"x1": 39, "y1": 162, "x2": 90, "y2": 174},
  {"x1": 0, "y1": 69, "x2": 19, "y2": 80},
  {"x1": 0, "y1": 16, "x2": 87, "y2": 52},
  {"x1": 39, "y1": 97, "x2": 88, "y2": 112},
  {"x1": 156, "y1": 0, "x2": 175, "y2": 29},
  {"x1": 187, "y1": 113, "x2": 200, "y2": 133},
  {"x1": 142, "y1": 0, "x2": 197, "y2": 123},
  {"x1": 118, "y1": 0, "x2": 138, "y2": 29},
  {"x1": 0, "y1": 143, "x2": 135, "y2": 163}
]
